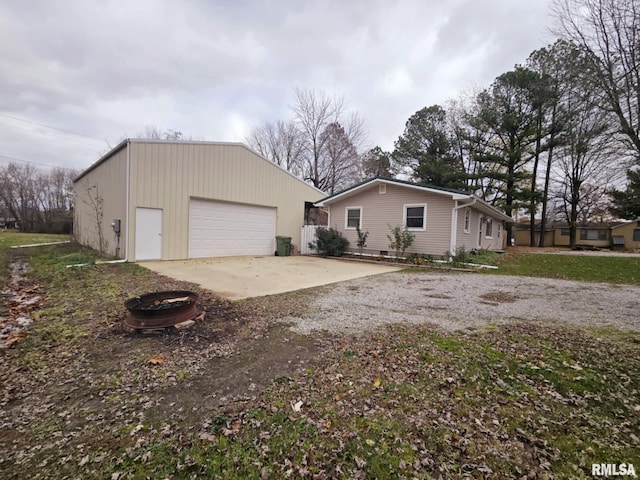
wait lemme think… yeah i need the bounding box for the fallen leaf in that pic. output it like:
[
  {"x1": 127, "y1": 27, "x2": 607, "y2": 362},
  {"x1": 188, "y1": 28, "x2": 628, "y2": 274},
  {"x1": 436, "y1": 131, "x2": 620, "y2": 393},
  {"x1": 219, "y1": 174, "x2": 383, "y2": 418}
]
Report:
[
  {"x1": 373, "y1": 378, "x2": 381, "y2": 388},
  {"x1": 291, "y1": 400, "x2": 303, "y2": 412},
  {"x1": 148, "y1": 355, "x2": 164, "y2": 365},
  {"x1": 325, "y1": 419, "x2": 332, "y2": 428}
]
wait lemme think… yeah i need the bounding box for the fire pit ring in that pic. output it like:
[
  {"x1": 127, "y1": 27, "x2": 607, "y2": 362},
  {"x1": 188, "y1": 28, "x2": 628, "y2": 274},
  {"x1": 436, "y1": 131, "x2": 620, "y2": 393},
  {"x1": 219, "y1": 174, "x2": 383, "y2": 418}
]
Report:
[{"x1": 124, "y1": 290, "x2": 200, "y2": 331}]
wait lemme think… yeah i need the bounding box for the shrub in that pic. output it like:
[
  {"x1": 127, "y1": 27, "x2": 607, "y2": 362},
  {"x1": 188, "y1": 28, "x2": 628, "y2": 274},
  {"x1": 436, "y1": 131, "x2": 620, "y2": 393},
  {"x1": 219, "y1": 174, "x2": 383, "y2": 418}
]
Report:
[
  {"x1": 308, "y1": 227, "x2": 349, "y2": 257},
  {"x1": 387, "y1": 224, "x2": 415, "y2": 257},
  {"x1": 356, "y1": 226, "x2": 369, "y2": 253}
]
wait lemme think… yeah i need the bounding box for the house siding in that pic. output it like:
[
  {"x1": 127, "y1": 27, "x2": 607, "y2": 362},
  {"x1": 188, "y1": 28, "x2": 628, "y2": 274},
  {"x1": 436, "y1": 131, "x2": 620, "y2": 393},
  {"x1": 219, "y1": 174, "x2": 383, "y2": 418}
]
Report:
[
  {"x1": 455, "y1": 207, "x2": 505, "y2": 252},
  {"x1": 327, "y1": 184, "x2": 455, "y2": 257},
  {"x1": 74, "y1": 145, "x2": 128, "y2": 258}
]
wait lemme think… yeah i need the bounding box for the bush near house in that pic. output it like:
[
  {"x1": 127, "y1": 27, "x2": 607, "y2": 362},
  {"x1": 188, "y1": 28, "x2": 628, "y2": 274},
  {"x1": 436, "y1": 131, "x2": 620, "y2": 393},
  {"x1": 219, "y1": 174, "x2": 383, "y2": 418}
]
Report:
[{"x1": 308, "y1": 227, "x2": 349, "y2": 257}]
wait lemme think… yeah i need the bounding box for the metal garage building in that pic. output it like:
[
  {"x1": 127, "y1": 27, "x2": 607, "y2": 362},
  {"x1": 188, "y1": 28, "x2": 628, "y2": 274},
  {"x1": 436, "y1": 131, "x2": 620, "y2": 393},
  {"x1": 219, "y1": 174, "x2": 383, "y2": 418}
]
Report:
[{"x1": 73, "y1": 139, "x2": 324, "y2": 261}]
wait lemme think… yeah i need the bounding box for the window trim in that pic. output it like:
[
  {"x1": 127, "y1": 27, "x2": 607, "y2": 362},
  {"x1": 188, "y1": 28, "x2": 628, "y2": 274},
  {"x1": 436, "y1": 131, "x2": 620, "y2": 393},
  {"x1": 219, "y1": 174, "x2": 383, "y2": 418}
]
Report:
[
  {"x1": 633, "y1": 228, "x2": 640, "y2": 242},
  {"x1": 345, "y1": 206, "x2": 362, "y2": 230},
  {"x1": 485, "y1": 218, "x2": 493, "y2": 239},
  {"x1": 403, "y1": 203, "x2": 427, "y2": 231},
  {"x1": 463, "y1": 207, "x2": 470, "y2": 233}
]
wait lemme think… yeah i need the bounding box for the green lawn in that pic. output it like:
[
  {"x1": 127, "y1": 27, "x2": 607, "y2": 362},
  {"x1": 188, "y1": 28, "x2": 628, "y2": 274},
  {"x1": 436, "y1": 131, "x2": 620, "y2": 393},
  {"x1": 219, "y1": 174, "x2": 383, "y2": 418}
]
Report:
[
  {"x1": 489, "y1": 252, "x2": 640, "y2": 285},
  {"x1": 0, "y1": 231, "x2": 70, "y2": 248}
]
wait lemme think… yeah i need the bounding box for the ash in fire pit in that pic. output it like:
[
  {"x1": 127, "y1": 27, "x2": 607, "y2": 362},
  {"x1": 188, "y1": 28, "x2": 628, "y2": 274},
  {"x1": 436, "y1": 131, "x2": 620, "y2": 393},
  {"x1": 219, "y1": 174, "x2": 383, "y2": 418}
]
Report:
[{"x1": 125, "y1": 290, "x2": 201, "y2": 332}]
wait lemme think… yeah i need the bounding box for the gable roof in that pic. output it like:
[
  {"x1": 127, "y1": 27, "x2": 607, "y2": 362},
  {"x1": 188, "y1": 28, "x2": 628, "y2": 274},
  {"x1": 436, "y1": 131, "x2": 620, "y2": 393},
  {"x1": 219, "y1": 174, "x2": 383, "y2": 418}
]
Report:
[
  {"x1": 314, "y1": 177, "x2": 512, "y2": 222},
  {"x1": 73, "y1": 139, "x2": 325, "y2": 195}
]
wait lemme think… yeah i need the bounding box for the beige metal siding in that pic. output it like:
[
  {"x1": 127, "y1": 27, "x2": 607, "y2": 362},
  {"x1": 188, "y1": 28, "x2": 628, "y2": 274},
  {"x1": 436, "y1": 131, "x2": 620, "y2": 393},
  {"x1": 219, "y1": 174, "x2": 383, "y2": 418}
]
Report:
[
  {"x1": 127, "y1": 142, "x2": 323, "y2": 260},
  {"x1": 328, "y1": 183, "x2": 454, "y2": 257},
  {"x1": 74, "y1": 146, "x2": 127, "y2": 258}
]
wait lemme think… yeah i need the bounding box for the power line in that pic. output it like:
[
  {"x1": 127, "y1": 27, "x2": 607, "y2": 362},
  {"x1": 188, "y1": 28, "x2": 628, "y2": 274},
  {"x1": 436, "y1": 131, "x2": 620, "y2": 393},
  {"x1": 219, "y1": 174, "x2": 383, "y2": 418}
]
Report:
[
  {"x1": 0, "y1": 120, "x2": 105, "y2": 149},
  {"x1": 0, "y1": 153, "x2": 79, "y2": 172},
  {"x1": 0, "y1": 112, "x2": 106, "y2": 144}
]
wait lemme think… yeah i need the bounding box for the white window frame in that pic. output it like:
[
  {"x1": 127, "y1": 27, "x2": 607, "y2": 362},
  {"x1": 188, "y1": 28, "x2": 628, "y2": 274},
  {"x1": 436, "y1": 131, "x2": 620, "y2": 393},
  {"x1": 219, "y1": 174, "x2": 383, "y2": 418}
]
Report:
[
  {"x1": 463, "y1": 207, "x2": 470, "y2": 233},
  {"x1": 498, "y1": 223, "x2": 502, "y2": 238},
  {"x1": 345, "y1": 206, "x2": 362, "y2": 230},
  {"x1": 485, "y1": 218, "x2": 493, "y2": 239},
  {"x1": 403, "y1": 204, "x2": 427, "y2": 231}
]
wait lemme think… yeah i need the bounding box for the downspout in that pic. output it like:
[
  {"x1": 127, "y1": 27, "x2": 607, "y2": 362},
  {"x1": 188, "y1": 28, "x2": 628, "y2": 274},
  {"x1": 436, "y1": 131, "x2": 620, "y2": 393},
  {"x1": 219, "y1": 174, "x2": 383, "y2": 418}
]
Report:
[
  {"x1": 124, "y1": 140, "x2": 130, "y2": 262},
  {"x1": 450, "y1": 197, "x2": 477, "y2": 255}
]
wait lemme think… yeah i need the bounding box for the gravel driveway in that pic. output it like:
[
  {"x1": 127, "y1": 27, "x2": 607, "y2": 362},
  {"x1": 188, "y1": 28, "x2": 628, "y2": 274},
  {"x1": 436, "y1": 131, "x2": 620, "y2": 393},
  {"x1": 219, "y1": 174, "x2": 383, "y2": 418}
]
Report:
[{"x1": 284, "y1": 271, "x2": 640, "y2": 334}]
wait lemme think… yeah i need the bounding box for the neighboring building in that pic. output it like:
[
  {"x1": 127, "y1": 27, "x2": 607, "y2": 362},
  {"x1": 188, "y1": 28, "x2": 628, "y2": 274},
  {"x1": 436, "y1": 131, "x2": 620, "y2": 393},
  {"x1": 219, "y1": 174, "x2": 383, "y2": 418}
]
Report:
[
  {"x1": 552, "y1": 222, "x2": 611, "y2": 248},
  {"x1": 74, "y1": 139, "x2": 324, "y2": 261},
  {"x1": 514, "y1": 221, "x2": 640, "y2": 250},
  {"x1": 513, "y1": 222, "x2": 553, "y2": 247},
  {"x1": 611, "y1": 220, "x2": 640, "y2": 250},
  {"x1": 314, "y1": 177, "x2": 511, "y2": 257},
  {"x1": 0, "y1": 213, "x2": 18, "y2": 229}
]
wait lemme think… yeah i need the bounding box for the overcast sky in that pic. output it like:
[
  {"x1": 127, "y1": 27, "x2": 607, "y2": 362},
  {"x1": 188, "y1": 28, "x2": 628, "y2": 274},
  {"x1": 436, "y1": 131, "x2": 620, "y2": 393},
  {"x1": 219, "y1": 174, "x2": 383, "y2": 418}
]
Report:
[{"x1": 0, "y1": 0, "x2": 556, "y2": 173}]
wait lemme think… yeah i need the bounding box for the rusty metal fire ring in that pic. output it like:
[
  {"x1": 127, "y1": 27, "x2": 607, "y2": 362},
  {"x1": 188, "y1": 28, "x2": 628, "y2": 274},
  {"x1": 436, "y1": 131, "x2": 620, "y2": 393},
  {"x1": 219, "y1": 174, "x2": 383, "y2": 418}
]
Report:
[{"x1": 124, "y1": 290, "x2": 200, "y2": 330}]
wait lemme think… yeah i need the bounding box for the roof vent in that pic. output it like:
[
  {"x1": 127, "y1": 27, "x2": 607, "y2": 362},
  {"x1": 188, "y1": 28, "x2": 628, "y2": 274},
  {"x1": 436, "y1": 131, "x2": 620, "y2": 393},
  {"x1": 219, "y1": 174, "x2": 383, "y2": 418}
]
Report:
[{"x1": 379, "y1": 184, "x2": 386, "y2": 194}]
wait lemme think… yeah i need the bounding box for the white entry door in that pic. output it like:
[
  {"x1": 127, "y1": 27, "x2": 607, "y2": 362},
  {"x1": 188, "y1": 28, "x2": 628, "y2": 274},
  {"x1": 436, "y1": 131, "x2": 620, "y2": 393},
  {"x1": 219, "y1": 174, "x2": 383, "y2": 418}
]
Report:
[{"x1": 135, "y1": 207, "x2": 162, "y2": 260}]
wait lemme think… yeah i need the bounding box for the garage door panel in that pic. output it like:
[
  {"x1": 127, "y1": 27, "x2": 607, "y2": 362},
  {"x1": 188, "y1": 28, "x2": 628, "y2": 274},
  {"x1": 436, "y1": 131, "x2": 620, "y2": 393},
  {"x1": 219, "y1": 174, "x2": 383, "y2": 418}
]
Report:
[{"x1": 189, "y1": 199, "x2": 276, "y2": 258}]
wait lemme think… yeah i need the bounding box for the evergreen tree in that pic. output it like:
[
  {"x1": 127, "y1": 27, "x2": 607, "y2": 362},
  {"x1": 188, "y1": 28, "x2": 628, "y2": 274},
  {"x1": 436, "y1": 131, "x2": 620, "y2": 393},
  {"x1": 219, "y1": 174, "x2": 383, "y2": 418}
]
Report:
[
  {"x1": 610, "y1": 170, "x2": 640, "y2": 219},
  {"x1": 393, "y1": 105, "x2": 467, "y2": 190}
]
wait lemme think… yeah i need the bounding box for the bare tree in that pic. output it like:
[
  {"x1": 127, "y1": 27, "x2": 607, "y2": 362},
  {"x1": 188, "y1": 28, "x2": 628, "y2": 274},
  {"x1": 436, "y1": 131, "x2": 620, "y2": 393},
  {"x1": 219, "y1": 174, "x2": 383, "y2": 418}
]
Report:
[
  {"x1": 552, "y1": 86, "x2": 618, "y2": 247},
  {"x1": 291, "y1": 88, "x2": 367, "y2": 193},
  {"x1": 553, "y1": 0, "x2": 640, "y2": 160},
  {"x1": 0, "y1": 163, "x2": 75, "y2": 233},
  {"x1": 137, "y1": 125, "x2": 184, "y2": 140},
  {"x1": 0, "y1": 163, "x2": 39, "y2": 231},
  {"x1": 82, "y1": 185, "x2": 105, "y2": 252},
  {"x1": 246, "y1": 119, "x2": 305, "y2": 176},
  {"x1": 292, "y1": 88, "x2": 344, "y2": 189},
  {"x1": 318, "y1": 119, "x2": 363, "y2": 194}
]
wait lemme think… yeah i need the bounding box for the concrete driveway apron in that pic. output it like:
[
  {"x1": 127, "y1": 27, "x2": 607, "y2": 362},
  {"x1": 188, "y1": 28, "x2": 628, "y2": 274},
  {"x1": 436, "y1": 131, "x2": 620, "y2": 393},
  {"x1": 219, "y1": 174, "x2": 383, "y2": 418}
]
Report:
[{"x1": 140, "y1": 256, "x2": 402, "y2": 300}]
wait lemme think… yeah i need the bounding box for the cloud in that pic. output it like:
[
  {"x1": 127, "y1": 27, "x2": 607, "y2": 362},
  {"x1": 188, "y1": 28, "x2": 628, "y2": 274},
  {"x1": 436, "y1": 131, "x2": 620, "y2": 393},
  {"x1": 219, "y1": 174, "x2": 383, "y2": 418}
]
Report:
[{"x1": 0, "y1": 0, "x2": 555, "y2": 170}]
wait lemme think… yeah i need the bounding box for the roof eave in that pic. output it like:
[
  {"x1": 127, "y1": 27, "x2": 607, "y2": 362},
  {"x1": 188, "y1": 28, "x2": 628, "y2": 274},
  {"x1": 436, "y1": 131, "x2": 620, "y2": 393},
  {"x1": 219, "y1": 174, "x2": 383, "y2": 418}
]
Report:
[{"x1": 315, "y1": 177, "x2": 470, "y2": 206}]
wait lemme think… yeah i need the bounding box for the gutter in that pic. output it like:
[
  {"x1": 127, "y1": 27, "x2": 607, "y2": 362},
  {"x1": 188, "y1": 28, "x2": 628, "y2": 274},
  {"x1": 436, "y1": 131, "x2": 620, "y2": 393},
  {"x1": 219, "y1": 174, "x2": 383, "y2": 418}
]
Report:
[{"x1": 450, "y1": 198, "x2": 477, "y2": 255}]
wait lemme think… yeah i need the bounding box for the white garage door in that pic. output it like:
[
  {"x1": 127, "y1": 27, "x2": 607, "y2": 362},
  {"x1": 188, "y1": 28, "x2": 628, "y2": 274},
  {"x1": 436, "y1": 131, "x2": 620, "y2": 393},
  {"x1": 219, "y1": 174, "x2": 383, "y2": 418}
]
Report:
[{"x1": 188, "y1": 199, "x2": 276, "y2": 258}]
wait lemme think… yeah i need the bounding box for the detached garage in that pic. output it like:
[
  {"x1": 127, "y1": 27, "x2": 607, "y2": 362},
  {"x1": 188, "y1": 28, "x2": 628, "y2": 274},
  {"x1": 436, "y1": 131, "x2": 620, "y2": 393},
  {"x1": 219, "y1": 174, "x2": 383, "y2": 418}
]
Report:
[{"x1": 74, "y1": 140, "x2": 324, "y2": 261}]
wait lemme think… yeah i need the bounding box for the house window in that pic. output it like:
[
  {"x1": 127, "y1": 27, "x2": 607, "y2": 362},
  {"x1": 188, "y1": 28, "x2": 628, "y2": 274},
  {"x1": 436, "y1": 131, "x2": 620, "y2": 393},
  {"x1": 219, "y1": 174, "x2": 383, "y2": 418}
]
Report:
[
  {"x1": 485, "y1": 218, "x2": 493, "y2": 238},
  {"x1": 498, "y1": 223, "x2": 501, "y2": 238},
  {"x1": 345, "y1": 207, "x2": 361, "y2": 230},
  {"x1": 579, "y1": 228, "x2": 607, "y2": 241},
  {"x1": 464, "y1": 208, "x2": 470, "y2": 233},
  {"x1": 561, "y1": 228, "x2": 570, "y2": 236},
  {"x1": 404, "y1": 204, "x2": 426, "y2": 231},
  {"x1": 633, "y1": 229, "x2": 640, "y2": 241}
]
